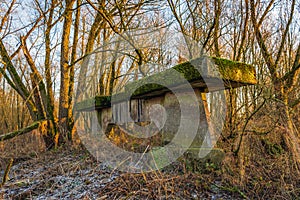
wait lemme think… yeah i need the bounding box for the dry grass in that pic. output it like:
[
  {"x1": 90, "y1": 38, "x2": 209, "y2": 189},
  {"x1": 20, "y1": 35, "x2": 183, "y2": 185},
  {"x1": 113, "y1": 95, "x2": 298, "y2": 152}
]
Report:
[
  {"x1": 0, "y1": 130, "x2": 46, "y2": 171},
  {"x1": 1, "y1": 112, "x2": 300, "y2": 199},
  {"x1": 219, "y1": 111, "x2": 300, "y2": 199},
  {"x1": 101, "y1": 172, "x2": 208, "y2": 199}
]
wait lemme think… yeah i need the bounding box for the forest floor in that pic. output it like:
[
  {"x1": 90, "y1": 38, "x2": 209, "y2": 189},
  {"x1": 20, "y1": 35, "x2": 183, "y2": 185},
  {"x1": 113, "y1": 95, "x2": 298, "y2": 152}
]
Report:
[{"x1": 0, "y1": 146, "x2": 245, "y2": 200}]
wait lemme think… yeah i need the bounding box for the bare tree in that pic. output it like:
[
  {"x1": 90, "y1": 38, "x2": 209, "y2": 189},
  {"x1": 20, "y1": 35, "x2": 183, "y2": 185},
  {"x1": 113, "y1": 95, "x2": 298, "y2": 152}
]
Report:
[{"x1": 248, "y1": 0, "x2": 300, "y2": 170}]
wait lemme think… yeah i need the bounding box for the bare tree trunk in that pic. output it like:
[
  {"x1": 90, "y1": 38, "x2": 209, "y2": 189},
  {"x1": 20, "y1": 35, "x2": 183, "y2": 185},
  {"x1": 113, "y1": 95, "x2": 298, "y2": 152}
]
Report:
[
  {"x1": 44, "y1": 0, "x2": 58, "y2": 149},
  {"x1": 213, "y1": 0, "x2": 221, "y2": 57},
  {"x1": 68, "y1": 0, "x2": 81, "y2": 141},
  {"x1": 58, "y1": 0, "x2": 76, "y2": 145}
]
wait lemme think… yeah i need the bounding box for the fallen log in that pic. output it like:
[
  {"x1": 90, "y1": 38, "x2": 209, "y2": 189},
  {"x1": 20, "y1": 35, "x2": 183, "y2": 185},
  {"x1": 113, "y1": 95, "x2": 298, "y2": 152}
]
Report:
[{"x1": 0, "y1": 121, "x2": 45, "y2": 141}]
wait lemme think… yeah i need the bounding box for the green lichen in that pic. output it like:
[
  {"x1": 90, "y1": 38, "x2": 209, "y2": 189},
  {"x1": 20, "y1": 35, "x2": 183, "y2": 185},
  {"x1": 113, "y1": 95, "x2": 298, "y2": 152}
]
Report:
[
  {"x1": 125, "y1": 56, "x2": 256, "y2": 96},
  {"x1": 211, "y1": 57, "x2": 257, "y2": 85},
  {"x1": 95, "y1": 96, "x2": 111, "y2": 108},
  {"x1": 0, "y1": 121, "x2": 41, "y2": 141},
  {"x1": 74, "y1": 96, "x2": 111, "y2": 111}
]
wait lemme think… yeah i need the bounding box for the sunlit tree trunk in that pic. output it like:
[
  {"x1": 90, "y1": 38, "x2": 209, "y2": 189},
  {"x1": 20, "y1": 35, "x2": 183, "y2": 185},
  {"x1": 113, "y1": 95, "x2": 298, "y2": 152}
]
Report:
[
  {"x1": 58, "y1": 0, "x2": 76, "y2": 145},
  {"x1": 44, "y1": 0, "x2": 58, "y2": 149},
  {"x1": 67, "y1": 0, "x2": 81, "y2": 141}
]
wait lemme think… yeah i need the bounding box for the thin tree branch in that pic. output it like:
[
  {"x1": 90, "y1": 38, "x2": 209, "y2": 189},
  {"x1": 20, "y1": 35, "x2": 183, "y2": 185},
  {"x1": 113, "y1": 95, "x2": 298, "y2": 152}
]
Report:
[
  {"x1": 0, "y1": 0, "x2": 16, "y2": 34},
  {"x1": 250, "y1": 0, "x2": 277, "y2": 79},
  {"x1": 275, "y1": 0, "x2": 295, "y2": 67},
  {"x1": 257, "y1": 0, "x2": 275, "y2": 28}
]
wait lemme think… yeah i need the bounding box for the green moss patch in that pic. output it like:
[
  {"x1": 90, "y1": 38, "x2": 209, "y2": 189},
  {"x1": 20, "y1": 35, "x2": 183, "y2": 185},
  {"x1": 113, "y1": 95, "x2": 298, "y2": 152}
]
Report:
[
  {"x1": 74, "y1": 96, "x2": 111, "y2": 111},
  {"x1": 0, "y1": 121, "x2": 42, "y2": 141}
]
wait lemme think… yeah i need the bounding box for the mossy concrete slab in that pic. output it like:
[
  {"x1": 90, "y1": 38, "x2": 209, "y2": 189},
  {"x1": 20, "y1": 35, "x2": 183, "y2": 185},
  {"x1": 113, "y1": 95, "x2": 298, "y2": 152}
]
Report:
[{"x1": 75, "y1": 56, "x2": 256, "y2": 111}]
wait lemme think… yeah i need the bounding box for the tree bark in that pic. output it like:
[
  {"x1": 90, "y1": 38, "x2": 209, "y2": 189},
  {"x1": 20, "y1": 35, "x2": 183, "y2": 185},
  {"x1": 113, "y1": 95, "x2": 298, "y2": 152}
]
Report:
[
  {"x1": 58, "y1": 0, "x2": 76, "y2": 145},
  {"x1": 67, "y1": 0, "x2": 82, "y2": 141},
  {"x1": 44, "y1": 0, "x2": 58, "y2": 148}
]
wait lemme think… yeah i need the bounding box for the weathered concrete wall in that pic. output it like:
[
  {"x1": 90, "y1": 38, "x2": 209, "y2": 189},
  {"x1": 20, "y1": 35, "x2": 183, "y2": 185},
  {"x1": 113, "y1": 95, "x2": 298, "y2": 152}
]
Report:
[{"x1": 98, "y1": 88, "x2": 212, "y2": 158}]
